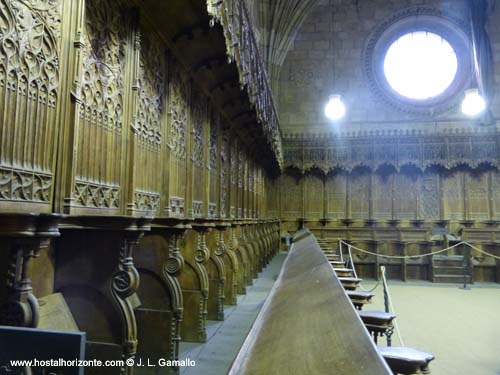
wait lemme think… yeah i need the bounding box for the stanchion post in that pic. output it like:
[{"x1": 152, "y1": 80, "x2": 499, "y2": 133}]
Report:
[{"x1": 460, "y1": 245, "x2": 471, "y2": 290}]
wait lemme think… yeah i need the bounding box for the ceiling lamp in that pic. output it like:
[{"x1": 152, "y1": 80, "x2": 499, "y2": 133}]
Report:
[
  {"x1": 461, "y1": 88, "x2": 486, "y2": 116},
  {"x1": 325, "y1": 95, "x2": 346, "y2": 121}
]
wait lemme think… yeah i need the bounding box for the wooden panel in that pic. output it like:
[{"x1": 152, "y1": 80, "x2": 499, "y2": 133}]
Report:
[
  {"x1": 467, "y1": 172, "x2": 489, "y2": 220},
  {"x1": 372, "y1": 173, "x2": 392, "y2": 220},
  {"x1": 442, "y1": 171, "x2": 464, "y2": 221},
  {"x1": 167, "y1": 59, "x2": 189, "y2": 217},
  {"x1": 128, "y1": 23, "x2": 165, "y2": 216},
  {"x1": 191, "y1": 90, "x2": 206, "y2": 217},
  {"x1": 281, "y1": 174, "x2": 302, "y2": 218},
  {"x1": 394, "y1": 173, "x2": 417, "y2": 220},
  {"x1": 492, "y1": 172, "x2": 500, "y2": 220},
  {"x1": 350, "y1": 171, "x2": 369, "y2": 219},
  {"x1": 0, "y1": 0, "x2": 62, "y2": 212},
  {"x1": 327, "y1": 172, "x2": 346, "y2": 219},
  {"x1": 419, "y1": 172, "x2": 440, "y2": 220},
  {"x1": 304, "y1": 174, "x2": 322, "y2": 219},
  {"x1": 70, "y1": 0, "x2": 129, "y2": 215},
  {"x1": 208, "y1": 109, "x2": 219, "y2": 218},
  {"x1": 220, "y1": 126, "x2": 230, "y2": 218}
]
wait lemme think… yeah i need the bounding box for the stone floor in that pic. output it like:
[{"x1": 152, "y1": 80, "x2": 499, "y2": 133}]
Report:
[
  {"x1": 180, "y1": 261, "x2": 500, "y2": 375},
  {"x1": 362, "y1": 280, "x2": 500, "y2": 375},
  {"x1": 178, "y1": 252, "x2": 288, "y2": 375}
]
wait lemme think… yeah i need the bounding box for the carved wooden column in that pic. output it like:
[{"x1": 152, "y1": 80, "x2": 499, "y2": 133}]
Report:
[
  {"x1": 245, "y1": 220, "x2": 260, "y2": 278},
  {"x1": 231, "y1": 222, "x2": 247, "y2": 294},
  {"x1": 178, "y1": 220, "x2": 210, "y2": 343},
  {"x1": 206, "y1": 220, "x2": 229, "y2": 320},
  {"x1": 55, "y1": 216, "x2": 151, "y2": 375},
  {"x1": 223, "y1": 223, "x2": 240, "y2": 304},
  {"x1": 191, "y1": 219, "x2": 213, "y2": 341},
  {"x1": 0, "y1": 214, "x2": 61, "y2": 328},
  {"x1": 394, "y1": 241, "x2": 408, "y2": 281},
  {"x1": 134, "y1": 218, "x2": 191, "y2": 375},
  {"x1": 238, "y1": 220, "x2": 254, "y2": 285}
]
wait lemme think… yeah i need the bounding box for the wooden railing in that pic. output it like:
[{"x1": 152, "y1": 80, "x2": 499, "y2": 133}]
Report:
[{"x1": 229, "y1": 229, "x2": 392, "y2": 375}]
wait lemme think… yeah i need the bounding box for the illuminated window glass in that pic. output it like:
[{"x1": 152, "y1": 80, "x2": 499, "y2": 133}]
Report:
[{"x1": 383, "y1": 31, "x2": 458, "y2": 100}]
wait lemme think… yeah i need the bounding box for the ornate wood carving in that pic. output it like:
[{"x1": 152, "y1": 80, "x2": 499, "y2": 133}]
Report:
[
  {"x1": 193, "y1": 227, "x2": 210, "y2": 341},
  {"x1": 168, "y1": 64, "x2": 187, "y2": 162},
  {"x1": 0, "y1": 0, "x2": 61, "y2": 210},
  {"x1": 73, "y1": 0, "x2": 126, "y2": 211},
  {"x1": 110, "y1": 233, "x2": 143, "y2": 371},
  {"x1": 283, "y1": 130, "x2": 500, "y2": 173},
  {"x1": 130, "y1": 26, "x2": 164, "y2": 215},
  {"x1": 163, "y1": 229, "x2": 186, "y2": 365},
  {"x1": 0, "y1": 214, "x2": 61, "y2": 328},
  {"x1": 207, "y1": 0, "x2": 283, "y2": 170}
]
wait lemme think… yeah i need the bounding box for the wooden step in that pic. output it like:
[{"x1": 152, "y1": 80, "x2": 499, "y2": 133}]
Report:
[
  {"x1": 432, "y1": 255, "x2": 464, "y2": 267},
  {"x1": 329, "y1": 261, "x2": 345, "y2": 266},
  {"x1": 379, "y1": 346, "x2": 434, "y2": 375},
  {"x1": 339, "y1": 277, "x2": 362, "y2": 290},
  {"x1": 433, "y1": 274, "x2": 470, "y2": 283},
  {"x1": 325, "y1": 256, "x2": 340, "y2": 261},
  {"x1": 334, "y1": 268, "x2": 354, "y2": 277},
  {"x1": 432, "y1": 266, "x2": 465, "y2": 276},
  {"x1": 347, "y1": 291, "x2": 374, "y2": 310}
]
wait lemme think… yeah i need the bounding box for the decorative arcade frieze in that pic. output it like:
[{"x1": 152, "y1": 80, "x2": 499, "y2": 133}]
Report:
[{"x1": 283, "y1": 128, "x2": 500, "y2": 173}]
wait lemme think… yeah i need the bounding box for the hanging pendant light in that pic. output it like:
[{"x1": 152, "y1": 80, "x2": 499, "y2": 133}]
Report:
[
  {"x1": 325, "y1": 94, "x2": 346, "y2": 121},
  {"x1": 461, "y1": 88, "x2": 486, "y2": 116}
]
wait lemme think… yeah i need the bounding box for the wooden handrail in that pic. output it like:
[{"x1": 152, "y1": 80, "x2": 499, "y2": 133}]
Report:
[{"x1": 229, "y1": 230, "x2": 392, "y2": 375}]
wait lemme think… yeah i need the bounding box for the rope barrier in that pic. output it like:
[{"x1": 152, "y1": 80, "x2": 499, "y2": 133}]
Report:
[
  {"x1": 341, "y1": 240, "x2": 380, "y2": 293},
  {"x1": 339, "y1": 239, "x2": 500, "y2": 260}
]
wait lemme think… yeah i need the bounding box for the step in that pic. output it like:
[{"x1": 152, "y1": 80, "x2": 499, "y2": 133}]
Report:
[
  {"x1": 432, "y1": 255, "x2": 464, "y2": 267},
  {"x1": 433, "y1": 255, "x2": 464, "y2": 261},
  {"x1": 347, "y1": 291, "x2": 374, "y2": 309},
  {"x1": 433, "y1": 274, "x2": 471, "y2": 283},
  {"x1": 432, "y1": 266, "x2": 466, "y2": 276},
  {"x1": 433, "y1": 259, "x2": 464, "y2": 267},
  {"x1": 329, "y1": 261, "x2": 346, "y2": 266},
  {"x1": 339, "y1": 277, "x2": 362, "y2": 290},
  {"x1": 334, "y1": 268, "x2": 354, "y2": 277}
]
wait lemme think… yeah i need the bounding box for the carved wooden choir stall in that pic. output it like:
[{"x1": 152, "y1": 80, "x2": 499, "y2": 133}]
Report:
[{"x1": 0, "y1": 0, "x2": 281, "y2": 373}]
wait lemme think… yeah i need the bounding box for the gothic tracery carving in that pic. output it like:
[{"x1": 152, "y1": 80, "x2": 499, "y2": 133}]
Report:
[
  {"x1": 135, "y1": 31, "x2": 163, "y2": 146},
  {"x1": 0, "y1": 0, "x2": 61, "y2": 205},
  {"x1": 168, "y1": 65, "x2": 188, "y2": 161}
]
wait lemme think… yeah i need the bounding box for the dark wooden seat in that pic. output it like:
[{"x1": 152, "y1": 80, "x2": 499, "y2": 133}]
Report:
[
  {"x1": 339, "y1": 276, "x2": 362, "y2": 290},
  {"x1": 358, "y1": 310, "x2": 396, "y2": 344},
  {"x1": 347, "y1": 290, "x2": 374, "y2": 310},
  {"x1": 379, "y1": 347, "x2": 434, "y2": 375}
]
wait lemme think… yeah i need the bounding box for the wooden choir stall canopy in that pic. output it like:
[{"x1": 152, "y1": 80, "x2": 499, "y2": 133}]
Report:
[{"x1": 229, "y1": 229, "x2": 392, "y2": 375}]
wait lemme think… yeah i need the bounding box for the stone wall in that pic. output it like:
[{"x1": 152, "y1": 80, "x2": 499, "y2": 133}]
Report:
[{"x1": 278, "y1": 0, "x2": 499, "y2": 133}]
